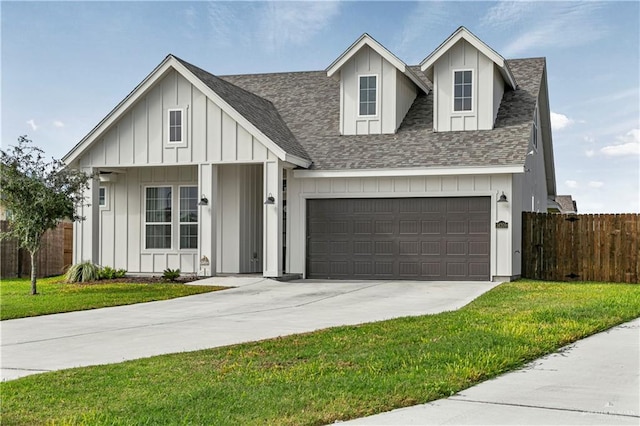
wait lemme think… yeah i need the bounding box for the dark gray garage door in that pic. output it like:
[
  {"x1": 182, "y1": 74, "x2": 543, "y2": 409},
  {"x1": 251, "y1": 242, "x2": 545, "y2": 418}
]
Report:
[{"x1": 306, "y1": 197, "x2": 490, "y2": 281}]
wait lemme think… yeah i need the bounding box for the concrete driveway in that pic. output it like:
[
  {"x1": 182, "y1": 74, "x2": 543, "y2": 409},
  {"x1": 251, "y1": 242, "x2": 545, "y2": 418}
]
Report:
[{"x1": 1, "y1": 277, "x2": 498, "y2": 381}]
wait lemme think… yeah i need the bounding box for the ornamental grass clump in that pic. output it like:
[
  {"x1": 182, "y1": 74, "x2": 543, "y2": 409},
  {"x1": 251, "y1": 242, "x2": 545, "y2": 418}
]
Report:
[{"x1": 65, "y1": 261, "x2": 101, "y2": 283}]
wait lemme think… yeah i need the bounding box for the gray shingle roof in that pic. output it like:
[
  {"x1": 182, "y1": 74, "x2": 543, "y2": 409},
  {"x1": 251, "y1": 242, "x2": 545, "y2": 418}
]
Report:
[
  {"x1": 218, "y1": 57, "x2": 545, "y2": 170},
  {"x1": 175, "y1": 56, "x2": 311, "y2": 162}
]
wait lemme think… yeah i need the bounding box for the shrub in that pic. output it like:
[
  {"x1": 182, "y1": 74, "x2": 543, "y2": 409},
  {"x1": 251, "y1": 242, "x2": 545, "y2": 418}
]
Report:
[
  {"x1": 162, "y1": 268, "x2": 181, "y2": 282},
  {"x1": 99, "y1": 266, "x2": 127, "y2": 280},
  {"x1": 66, "y1": 261, "x2": 101, "y2": 283}
]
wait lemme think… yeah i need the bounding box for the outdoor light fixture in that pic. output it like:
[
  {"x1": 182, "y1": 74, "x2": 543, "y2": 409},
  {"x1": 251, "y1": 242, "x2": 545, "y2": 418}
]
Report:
[
  {"x1": 497, "y1": 192, "x2": 508, "y2": 203},
  {"x1": 198, "y1": 195, "x2": 209, "y2": 206},
  {"x1": 264, "y1": 193, "x2": 275, "y2": 205}
]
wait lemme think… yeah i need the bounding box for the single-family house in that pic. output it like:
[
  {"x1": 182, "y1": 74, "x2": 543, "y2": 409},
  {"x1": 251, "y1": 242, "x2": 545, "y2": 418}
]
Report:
[{"x1": 63, "y1": 27, "x2": 557, "y2": 281}]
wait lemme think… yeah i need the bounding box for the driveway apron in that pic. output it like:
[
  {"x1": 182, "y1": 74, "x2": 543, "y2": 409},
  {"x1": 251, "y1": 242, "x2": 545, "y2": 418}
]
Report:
[{"x1": 1, "y1": 278, "x2": 499, "y2": 381}]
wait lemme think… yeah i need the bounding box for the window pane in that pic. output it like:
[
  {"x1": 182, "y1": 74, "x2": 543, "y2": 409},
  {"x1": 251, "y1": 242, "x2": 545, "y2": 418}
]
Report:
[
  {"x1": 454, "y1": 85, "x2": 462, "y2": 97},
  {"x1": 454, "y1": 71, "x2": 462, "y2": 84},
  {"x1": 463, "y1": 84, "x2": 472, "y2": 97},
  {"x1": 180, "y1": 187, "x2": 198, "y2": 223},
  {"x1": 359, "y1": 103, "x2": 368, "y2": 116},
  {"x1": 368, "y1": 103, "x2": 376, "y2": 115},
  {"x1": 463, "y1": 71, "x2": 472, "y2": 83},
  {"x1": 180, "y1": 224, "x2": 198, "y2": 249},
  {"x1": 463, "y1": 98, "x2": 472, "y2": 111},
  {"x1": 146, "y1": 187, "x2": 171, "y2": 223},
  {"x1": 99, "y1": 187, "x2": 106, "y2": 206},
  {"x1": 454, "y1": 99, "x2": 463, "y2": 111},
  {"x1": 146, "y1": 225, "x2": 171, "y2": 249}
]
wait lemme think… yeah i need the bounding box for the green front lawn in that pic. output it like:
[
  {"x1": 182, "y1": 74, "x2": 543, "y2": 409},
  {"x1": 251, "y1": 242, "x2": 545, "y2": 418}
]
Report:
[
  {"x1": 2, "y1": 280, "x2": 639, "y2": 425},
  {"x1": 0, "y1": 276, "x2": 226, "y2": 320}
]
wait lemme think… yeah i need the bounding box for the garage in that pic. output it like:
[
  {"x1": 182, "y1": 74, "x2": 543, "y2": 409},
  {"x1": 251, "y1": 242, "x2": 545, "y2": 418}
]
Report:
[{"x1": 306, "y1": 197, "x2": 491, "y2": 280}]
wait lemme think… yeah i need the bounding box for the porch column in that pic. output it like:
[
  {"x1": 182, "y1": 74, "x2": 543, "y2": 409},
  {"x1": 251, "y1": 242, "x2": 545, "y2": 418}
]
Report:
[
  {"x1": 80, "y1": 168, "x2": 100, "y2": 264},
  {"x1": 263, "y1": 160, "x2": 283, "y2": 277},
  {"x1": 198, "y1": 164, "x2": 217, "y2": 276}
]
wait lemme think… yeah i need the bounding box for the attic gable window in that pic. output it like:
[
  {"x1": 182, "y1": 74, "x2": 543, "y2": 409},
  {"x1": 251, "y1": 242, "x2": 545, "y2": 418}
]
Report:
[
  {"x1": 168, "y1": 109, "x2": 183, "y2": 143},
  {"x1": 453, "y1": 70, "x2": 473, "y2": 112},
  {"x1": 358, "y1": 75, "x2": 377, "y2": 116}
]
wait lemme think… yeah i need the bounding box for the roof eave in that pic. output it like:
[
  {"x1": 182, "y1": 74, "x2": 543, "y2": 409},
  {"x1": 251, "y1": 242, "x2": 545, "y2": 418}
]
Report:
[
  {"x1": 419, "y1": 26, "x2": 516, "y2": 90},
  {"x1": 62, "y1": 55, "x2": 176, "y2": 165}
]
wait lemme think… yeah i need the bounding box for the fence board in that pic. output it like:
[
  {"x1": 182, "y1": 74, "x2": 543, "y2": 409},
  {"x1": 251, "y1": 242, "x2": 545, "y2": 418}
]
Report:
[
  {"x1": 0, "y1": 221, "x2": 72, "y2": 278},
  {"x1": 522, "y1": 212, "x2": 639, "y2": 283}
]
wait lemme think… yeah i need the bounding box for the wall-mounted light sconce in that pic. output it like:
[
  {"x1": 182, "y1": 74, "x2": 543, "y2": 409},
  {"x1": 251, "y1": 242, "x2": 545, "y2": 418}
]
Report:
[
  {"x1": 497, "y1": 192, "x2": 508, "y2": 203},
  {"x1": 526, "y1": 150, "x2": 535, "y2": 156},
  {"x1": 264, "y1": 193, "x2": 275, "y2": 205},
  {"x1": 198, "y1": 195, "x2": 209, "y2": 206}
]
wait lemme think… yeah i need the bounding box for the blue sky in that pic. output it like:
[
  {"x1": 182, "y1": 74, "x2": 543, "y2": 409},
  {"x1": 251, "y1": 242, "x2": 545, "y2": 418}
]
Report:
[{"x1": 2, "y1": 1, "x2": 639, "y2": 213}]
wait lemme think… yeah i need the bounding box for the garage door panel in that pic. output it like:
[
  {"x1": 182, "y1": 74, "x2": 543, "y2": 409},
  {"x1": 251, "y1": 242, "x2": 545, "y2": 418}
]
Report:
[
  {"x1": 374, "y1": 220, "x2": 394, "y2": 234},
  {"x1": 422, "y1": 220, "x2": 442, "y2": 234},
  {"x1": 446, "y1": 241, "x2": 468, "y2": 256},
  {"x1": 399, "y1": 241, "x2": 419, "y2": 255},
  {"x1": 446, "y1": 220, "x2": 468, "y2": 235},
  {"x1": 421, "y1": 241, "x2": 442, "y2": 256},
  {"x1": 307, "y1": 197, "x2": 490, "y2": 280}
]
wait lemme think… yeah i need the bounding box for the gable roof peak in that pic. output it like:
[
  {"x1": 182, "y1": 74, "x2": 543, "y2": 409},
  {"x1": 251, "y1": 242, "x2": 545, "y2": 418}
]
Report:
[
  {"x1": 420, "y1": 26, "x2": 517, "y2": 90},
  {"x1": 326, "y1": 33, "x2": 429, "y2": 93}
]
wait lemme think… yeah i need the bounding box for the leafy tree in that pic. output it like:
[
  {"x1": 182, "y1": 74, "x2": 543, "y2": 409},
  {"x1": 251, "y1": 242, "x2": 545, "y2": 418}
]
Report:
[{"x1": 1, "y1": 136, "x2": 90, "y2": 295}]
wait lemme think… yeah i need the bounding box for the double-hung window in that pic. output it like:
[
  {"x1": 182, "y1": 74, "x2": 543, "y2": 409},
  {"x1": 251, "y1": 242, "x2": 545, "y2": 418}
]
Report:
[
  {"x1": 453, "y1": 70, "x2": 473, "y2": 112},
  {"x1": 359, "y1": 75, "x2": 377, "y2": 116},
  {"x1": 144, "y1": 186, "x2": 198, "y2": 250},
  {"x1": 168, "y1": 109, "x2": 183, "y2": 143},
  {"x1": 145, "y1": 187, "x2": 172, "y2": 249},
  {"x1": 179, "y1": 186, "x2": 198, "y2": 249}
]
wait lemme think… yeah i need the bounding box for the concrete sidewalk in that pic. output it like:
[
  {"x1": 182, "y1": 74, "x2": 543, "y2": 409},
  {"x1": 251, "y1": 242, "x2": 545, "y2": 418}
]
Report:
[
  {"x1": 1, "y1": 278, "x2": 498, "y2": 381},
  {"x1": 342, "y1": 318, "x2": 640, "y2": 425}
]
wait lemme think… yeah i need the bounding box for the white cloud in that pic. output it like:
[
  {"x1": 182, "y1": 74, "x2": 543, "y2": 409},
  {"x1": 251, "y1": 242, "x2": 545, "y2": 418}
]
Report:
[
  {"x1": 480, "y1": 2, "x2": 537, "y2": 30},
  {"x1": 600, "y1": 129, "x2": 640, "y2": 157},
  {"x1": 585, "y1": 149, "x2": 595, "y2": 158},
  {"x1": 498, "y1": 3, "x2": 608, "y2": 57},
  {"x1": 550, "y1": 112, "x2": 574, "y2": 131},
  {"x1": 565, "y1": 180, "x2": 579, "y2": 189},
  {"x1": 258, "y1": 1, "x2": 340, "y2": 52},
  {"x1": 53, "y1": 120, "x2": 65, "y2": 128},
  {"x1": 588, "y1": 181, "x2": 604, "y2": 189},
  {"x1": 26, "y1": 119, "x2": 38, "y2": 131}
]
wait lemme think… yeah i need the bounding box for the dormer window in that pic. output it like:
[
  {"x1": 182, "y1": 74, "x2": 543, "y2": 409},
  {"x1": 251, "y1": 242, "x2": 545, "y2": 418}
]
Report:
[
  {"x1": 168, "y1": 109, "x2": 183, "y2": 143},
  {"x1": 453, "y1": 70, "x2": 473, "y2": 112},
  {"x1": 358, "y1": 75, "x2": 377, "y2": 116}
]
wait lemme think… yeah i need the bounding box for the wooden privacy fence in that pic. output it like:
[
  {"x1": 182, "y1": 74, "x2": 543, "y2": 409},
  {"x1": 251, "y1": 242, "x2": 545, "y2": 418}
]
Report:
[
  {"x1": 522, "y1": 212, "x2": 639, "y2": 283},
  {"x1": 0, "y1": 221, "x2": 73, "y2": 278}
]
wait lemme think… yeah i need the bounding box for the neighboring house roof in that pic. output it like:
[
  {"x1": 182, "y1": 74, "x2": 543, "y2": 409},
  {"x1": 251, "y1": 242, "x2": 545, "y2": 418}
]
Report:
[
  {"x1": 554, "y1": 195, "x2": 578, "y2": 213},
  {"x1": 420, "y1": 26, "x2": 517, "y2": 90},
  {"x1": 221, "y1": 57, "x2": 545, "y2": 171},
  {"x1": 326, "y1": 33, "x2": 430, "y2": 94}
]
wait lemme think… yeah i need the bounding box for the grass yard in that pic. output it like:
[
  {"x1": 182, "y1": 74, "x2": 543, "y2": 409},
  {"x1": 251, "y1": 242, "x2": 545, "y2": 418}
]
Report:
[
  {"x1": 0, "y1": 276, "x2": 226, "y2": 320},
  {"x1": 2, "y1": 280, "x2": 639, "y2": 425}
]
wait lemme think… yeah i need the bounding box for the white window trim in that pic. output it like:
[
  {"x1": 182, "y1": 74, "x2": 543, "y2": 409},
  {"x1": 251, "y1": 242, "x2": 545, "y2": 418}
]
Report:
[
  {"x1": 452, "y1": 69, "x2": 474, "y2": 113},
  {"x1": 357, "y1": 74, "x2": 379, "y2": 118},
  {"x1": 143, "y1": 185, "x2": 173, "y2": 251},
  {"x1": 178, "y1": 185, "x2": 199, "y2": 251},
  {"x1": 532, "y1": 105, "x2": 539, "y2": 151},
  {"x1": 167, "y1": 108, "x2": 186, "y2": 145},
  {"x1": 98, "y1": 186, "x2": 108, "y2": 209}
]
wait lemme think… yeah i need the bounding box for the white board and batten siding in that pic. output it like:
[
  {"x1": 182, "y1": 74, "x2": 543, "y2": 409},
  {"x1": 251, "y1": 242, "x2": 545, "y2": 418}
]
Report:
[
  {"x1": 340, "y1": 45, "x2": 417, "y2": 135},
  {"x1": 73, "y1": 68, "x2": 280, "y2": 274},
  {"x1": 286, "y1": 173, "x2": 516, "y2": 280},
  {"x1": 433, "y1": 39, "x2": 502, "y2": 132},
  {"x1": 77, "y1": 69, "x2": 272, "y2": 169}
]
